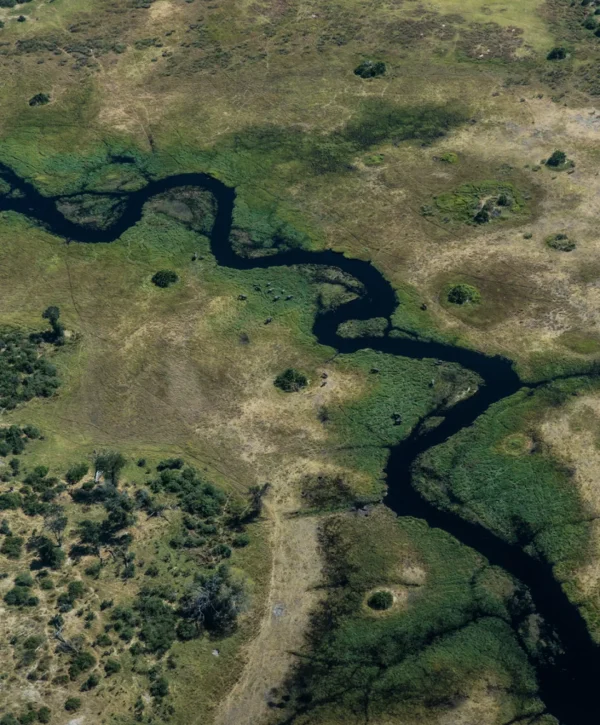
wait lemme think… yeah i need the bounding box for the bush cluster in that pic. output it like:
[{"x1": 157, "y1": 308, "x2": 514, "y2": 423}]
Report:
[
  {"x1": 151, "y1": 270, "x2": 179, "y2": 288},
  {"x1": 274, "y1": 368, "x2": 308, "y2": 392}
]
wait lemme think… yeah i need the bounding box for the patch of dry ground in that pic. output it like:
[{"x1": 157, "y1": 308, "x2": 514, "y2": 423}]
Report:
[
  {"x1": 540, "y1": 393, "x2": 600, "y2": 634},
  {"x1": 213, "y1": 463, "x2": 325, "y2": 725}
]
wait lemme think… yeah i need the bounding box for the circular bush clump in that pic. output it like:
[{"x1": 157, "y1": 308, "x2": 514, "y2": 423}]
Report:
[
  {"x1": 547, "y1": 47, "x2": 567, "y2": 60},
  {"x1": 367, "y1": 590, "x2": 393, "y2": 611},
  {"x1": 545, "y1": 150, "x2": 568, "y2": 168},
  {"x1": 274, "y1": 368, "x2": 308, "y2": 392},
  {"x1": 447, "y1": 283, "x2": 481, "y2": 306},
  {"x1": 354, "y1": 60, "x2": 386, "y2": 78},
  {"x1": 546, "y1": 233, "x2": 576, "y2": 252},
  {"x1": 151, "y1": 270, "x2": 179, "y2": 288}
]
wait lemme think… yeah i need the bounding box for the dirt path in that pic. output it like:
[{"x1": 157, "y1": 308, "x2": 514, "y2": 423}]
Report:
[{"x1": 214, "y1": 485, "x2": 322, "y2": 725}]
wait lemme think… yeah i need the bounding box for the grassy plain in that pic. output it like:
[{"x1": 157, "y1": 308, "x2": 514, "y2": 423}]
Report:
[{"x1": 0, "y1": 0, "x2": 598, "y2": 723}]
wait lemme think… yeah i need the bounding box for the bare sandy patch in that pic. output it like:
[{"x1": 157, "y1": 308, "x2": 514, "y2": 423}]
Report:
[{"x1": 213, "y1": 476, "x2": 323, "y2": 725}]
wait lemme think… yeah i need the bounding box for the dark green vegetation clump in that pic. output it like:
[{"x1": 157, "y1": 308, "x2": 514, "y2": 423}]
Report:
[
  {"x1": 354, "y1": 60, "x2": 386, "y2": 78},
  {"x1": 0, "y1": 317, "x2": 62, "y2": 409},
  {"x1": 425, "y1": 181, "x2": 527, "y2": 226},
  {"x1": 274, "y1": 368, "x2": 308, "y2": 392},
  {"x1": 546, "y1": 233, "x2": 576, "y2": 251},
  {"x1": 151, "y1": 270, "x2": 179, "y2": 288},
  {"x1": 547, "y1": 46, "x2": 567, "y2": 60},
  {"x1": 447, "y1": 283, "x2": 481, "y2": 305},
  {"x1": 28, "y1": 93, "x2": 50, "y2": 107},
  {"x1": 545, "y1": 150, "x2": 571, "y2": 169},
  {"x1": 367, "y1": 589, "x2": 393, "y2": 610}
]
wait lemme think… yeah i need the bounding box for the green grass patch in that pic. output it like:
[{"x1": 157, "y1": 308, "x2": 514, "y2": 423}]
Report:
[
  {"x1": 281, "y1": 508, "x2": 547, "y2": 723},
  {"x1": 425, "y1": 180, "x2": 527, "y2": 226}
]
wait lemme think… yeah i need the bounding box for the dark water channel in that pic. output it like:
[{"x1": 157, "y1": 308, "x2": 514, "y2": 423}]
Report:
[{"x1": 0, "y1": 164, "x2": 598, "y2": 724}]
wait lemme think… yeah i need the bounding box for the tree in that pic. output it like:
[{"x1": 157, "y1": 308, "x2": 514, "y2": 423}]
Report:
[
  {"x1": 31, "y1": 535, "x2": 65, "y2": 569},
  {"x1": 45, "y1": 511, "x2": 68, "y2": 546},
  {"x1": 179, "y1": 565, "x2": 248, "y2": 636},
  {"x1": 29, "y1": 93, "x2": 50, "y2": 107},
  {"x1": 447, "y1": 283, "x2": 481, "y2": 306},
  {"x1": 547, "y1": 46, "x2": 567, "y2": 60},
  {"x1": 41, "y1": 306, "x2": 64, "y2": 344},
  {"x1": 94, "y1": 451, "x2": 126, "y2": 485},
  {"x1": 354, "y1": 60, "x2": 386, "y2": 78},
  {"x1": 274, "y1": 368, "x2": 308, "y2": 392},
  {"x1": 546, "y1": 150, "x2": 567, "y2": 167},
  {"x1": 77, "y1": 520, "x2": 103, "y2": 557},
  {"x1": 65, "y1": 462, "x2": 88, "y2": 485},
  {"x1": 151, "y1": 270, "x2": 179, "y2": 288},
  {"x1": 64, "y1": 698, "x2": 81, "y2": 713}
]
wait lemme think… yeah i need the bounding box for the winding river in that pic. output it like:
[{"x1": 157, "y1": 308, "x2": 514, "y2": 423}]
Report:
[{"x1": 0, "y1": 163, "x2": 598, "y2": 724}]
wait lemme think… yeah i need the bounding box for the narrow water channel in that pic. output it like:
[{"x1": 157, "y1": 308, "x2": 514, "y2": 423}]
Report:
[{"x1": 0, "y1": 164, "x2": 597, "y2": 724}]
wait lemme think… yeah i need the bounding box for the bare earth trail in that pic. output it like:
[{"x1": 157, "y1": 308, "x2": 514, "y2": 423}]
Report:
[{"x1": 214, "y1": 494, "x2": 322, "y2": 725}]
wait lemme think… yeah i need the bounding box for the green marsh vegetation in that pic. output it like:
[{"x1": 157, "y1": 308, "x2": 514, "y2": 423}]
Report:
[
  {"x1": 546, "y1": 233, "x2": 577, "y2": 252},
  {"x1": 279, "y1": 508, "x2": 551, "y2": 724},
  {"x1": 413, "y1": 378, "x2": 594, "y2": 591},
  {"x1": 422, "y1": 180, "x2": 528, "y2": 226}
]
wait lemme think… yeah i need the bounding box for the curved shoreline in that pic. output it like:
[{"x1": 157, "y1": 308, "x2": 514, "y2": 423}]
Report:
[{"x1": 1, "y1": 164, "x2": 597, "y2": 724}]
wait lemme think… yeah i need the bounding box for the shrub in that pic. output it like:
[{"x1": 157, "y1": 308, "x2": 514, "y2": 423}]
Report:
[
  {"x1": 1, "y1": 535, "x2": 23, "y2": 559},
  {"x1": 546, "y1": 233, "x2": 576, "y2": 252},
  {"x1": 4, "y1": 586, "x2": 38, "y2": 606},
  {"x1": 583, "y1": 16, "x2": 598, "y2": 28},
  {"x1": 354, "y1": 60, "x2": 386, "y2": 78},
  {"x1": 15, "y1": 572, "x2": 33, "y2": 587},
  {"x1": 179, "y1": 565, "x2": 247, "y2": 635},
  {"x1": 104, "y1": 658, "x2": 121, "y2": 675},
  {"x1": 80, "y1": 672, "x2": 100, "y2": 691},
  {"x1": 95, "y1": 633, "x2": 112, "y2": 647},
  {"x1": 135, "y1": 591, "x2": 177, "y2": 654},
  {"x1": 176, "y1": 619, "x2": 198, "y2": 641},
  {"x1": 36, "y1": 708, "x2": 51, "y2": 724},
  {"x1": 0, "y1": 717, "x2": 18, "y2": 725},
  {"x1": 233, "y1": 533, "x2": 250, "y2": 548},
  {"x1": 546, "y1": 150, "x2": 567, "y2": 167},
  {"x1": 63, "y1": 699, "x2": 81, "y2": 713},
  {"x1": 473, "y1": 207, "x2": 490, "y2": 224},
  {"x1": 212, "y1": 543, "x2": 232, "y2": 559},
  {"x1": 547, "y1": 46, "x2": 567, "y2": 60},
  {"x1": 68, "y1": 651, "x2": 96, "y2": 679},
  {"x1": 151, "y1": 270, "x2": 179, "y2": 288},
  {"x1": 65, "y1": 463, "x2": 89, "y2": 485},
  {"x1": 149, "y1": 676, "x2": 169, "y2": 698},
  {"x1": 446, "y1": 284, "x2": 481, "y2": 305},
  {"x1": 0, "y1": 493, "x2": 21, "y2": 510},
  {"x1": 367, "y1": 590, "x2": 394, "y2": 610},
  {"x1": 274, "y1": 368, "x2": 308, "y2": 392},
  {"x1": 156, "y1": 457, "x2": 184, "y2": 471},
  {"x1": 68, "y1": 580, "x2": 85, "y2": 599},
  {"x1": 145, "y1": 563, "x2": 159, "y2": 577},
  {"x1": 28, "y1": 93, "x2": 50, "y2": 107}
]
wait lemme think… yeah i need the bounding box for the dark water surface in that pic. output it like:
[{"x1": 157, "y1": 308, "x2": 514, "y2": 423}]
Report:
[{"x1": 1, "y1": 164, "x2": 598, "y2": 723}]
